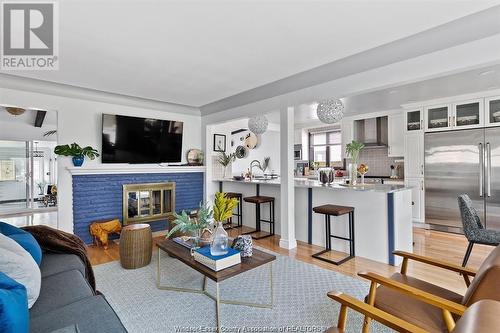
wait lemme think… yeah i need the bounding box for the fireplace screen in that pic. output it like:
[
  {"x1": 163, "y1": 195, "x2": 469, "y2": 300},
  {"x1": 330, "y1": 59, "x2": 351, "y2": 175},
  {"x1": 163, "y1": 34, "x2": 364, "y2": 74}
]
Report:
[{"x1": 122, "y1": 182, "x2": 175, "y2": 225}]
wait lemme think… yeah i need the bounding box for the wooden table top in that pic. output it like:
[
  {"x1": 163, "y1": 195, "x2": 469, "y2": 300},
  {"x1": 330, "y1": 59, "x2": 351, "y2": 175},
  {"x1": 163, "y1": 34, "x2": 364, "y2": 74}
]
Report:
[{"x1": 156, "y1": 239, "x2": 276, "y2": 282}]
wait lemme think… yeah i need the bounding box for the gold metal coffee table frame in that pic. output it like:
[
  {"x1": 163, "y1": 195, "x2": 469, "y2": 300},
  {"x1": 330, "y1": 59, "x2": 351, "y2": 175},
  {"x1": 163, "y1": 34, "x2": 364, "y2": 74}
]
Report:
[{"x1": 156, "y1": 247, "x2": 274, "y2": 332}]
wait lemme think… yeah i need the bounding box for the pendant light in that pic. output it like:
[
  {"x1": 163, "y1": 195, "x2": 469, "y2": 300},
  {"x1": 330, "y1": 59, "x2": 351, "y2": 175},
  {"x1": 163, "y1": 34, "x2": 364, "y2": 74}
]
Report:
[
  {"x1": 316, "y1": 98, "x2": 344, "y2": 124},
  {"x1": 248, "y1": 115, "x2": 268, "y2": 135}
]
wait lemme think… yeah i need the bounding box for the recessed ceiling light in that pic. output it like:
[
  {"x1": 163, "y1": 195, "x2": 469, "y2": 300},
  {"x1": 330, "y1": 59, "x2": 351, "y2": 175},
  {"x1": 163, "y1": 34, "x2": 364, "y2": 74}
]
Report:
[
  {"x1": 488, "y1": 86, "x2": 499, "y2": 90},
  {"x1": 406, "y1": 100, "x2": 417, "y2": 103},
  {"x1": 389, "y1": 90, "x2": 398, "y2": 94},
  {"x1": 479, "y1": 70, "x2": 495, "y2": 76}
]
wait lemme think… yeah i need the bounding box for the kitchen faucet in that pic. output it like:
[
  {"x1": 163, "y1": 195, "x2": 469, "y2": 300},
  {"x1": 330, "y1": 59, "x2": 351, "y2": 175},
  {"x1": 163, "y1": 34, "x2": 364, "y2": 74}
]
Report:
[{"x1": 249, "y1": 160, "x2": 262, "y2": 180}]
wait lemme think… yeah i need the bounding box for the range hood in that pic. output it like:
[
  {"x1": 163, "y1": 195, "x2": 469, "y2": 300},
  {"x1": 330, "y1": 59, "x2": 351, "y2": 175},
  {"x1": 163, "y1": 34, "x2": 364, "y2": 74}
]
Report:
[{"x1": 353, "y1": 116, "x2": 388, "y2": 148}]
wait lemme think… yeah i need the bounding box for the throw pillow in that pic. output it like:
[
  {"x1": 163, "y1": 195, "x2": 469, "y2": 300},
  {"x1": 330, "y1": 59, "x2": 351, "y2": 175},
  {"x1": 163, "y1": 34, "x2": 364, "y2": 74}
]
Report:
[
  {"x1": 0, "y1": 233, "x2": 41, "y2": 308},
  {"x1": 0, "y1": 222, "x2": 42, "y2": 266},
  {"x1": 0, "y1": 272, "x2": 28, "y2": 333}
]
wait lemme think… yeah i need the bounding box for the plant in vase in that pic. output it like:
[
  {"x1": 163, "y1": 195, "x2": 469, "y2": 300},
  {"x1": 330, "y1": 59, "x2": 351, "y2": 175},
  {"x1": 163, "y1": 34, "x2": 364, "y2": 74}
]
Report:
[
  {"x1": 217, "y1": 151, "x2": 236, "y2": 179},
  {"x1": 166, "y1": 202, "x2": 214, "y2": 247},
  {"x1": 357, "y1": 163, "x2": 369, "y2": 184},
  {"x1": 211, "y1": 192, "x2": 239, "y2": 256},
  {"x1": 54, "y1": 143, "x2": 99, "y2": 167},
  {"x1": 345, "y1": 140, "x2": 365, "y2": 185}
]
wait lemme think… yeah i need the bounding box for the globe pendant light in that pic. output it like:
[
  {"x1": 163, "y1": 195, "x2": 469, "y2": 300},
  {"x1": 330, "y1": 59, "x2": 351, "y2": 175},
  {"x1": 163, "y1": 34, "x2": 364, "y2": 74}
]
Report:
[
  {"x1": 248, "y1": 115, "x2": 268, "y2": 135},
  {"x1": 316, "y1": 98, "x2": 344, "y2": 124}
]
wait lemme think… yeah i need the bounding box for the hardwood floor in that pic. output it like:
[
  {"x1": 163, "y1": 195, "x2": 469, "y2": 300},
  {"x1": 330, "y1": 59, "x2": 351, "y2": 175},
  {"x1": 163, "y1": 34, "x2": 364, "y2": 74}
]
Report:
[{"x1": 87, "y1": 226, "x2": 494, "y2": 295}]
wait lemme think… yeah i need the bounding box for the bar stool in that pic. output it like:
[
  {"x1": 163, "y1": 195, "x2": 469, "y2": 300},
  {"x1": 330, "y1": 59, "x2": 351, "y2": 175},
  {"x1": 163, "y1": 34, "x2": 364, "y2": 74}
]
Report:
[
  {"x1": 242, "y1": 195, "x2": 275, "y2": 239},
  {"x1": 312, "y1": 204, "x2": 355, "y2": 265},
  {"x1": 225, "y1": 192, "x2": 243, "y2": 229}
]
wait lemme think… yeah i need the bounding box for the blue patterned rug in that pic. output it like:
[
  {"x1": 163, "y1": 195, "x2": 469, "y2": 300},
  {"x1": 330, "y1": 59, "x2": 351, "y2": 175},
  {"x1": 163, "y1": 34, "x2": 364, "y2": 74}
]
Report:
[{"x1": 94, "y1": 248, "x2": 393, "y2": 333}]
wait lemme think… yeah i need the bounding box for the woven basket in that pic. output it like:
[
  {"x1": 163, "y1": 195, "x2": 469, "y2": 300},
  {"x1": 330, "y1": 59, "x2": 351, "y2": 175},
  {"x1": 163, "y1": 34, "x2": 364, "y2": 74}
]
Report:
[{"x1": 119, "y1": 224, "x2": 152, "y2": 269}]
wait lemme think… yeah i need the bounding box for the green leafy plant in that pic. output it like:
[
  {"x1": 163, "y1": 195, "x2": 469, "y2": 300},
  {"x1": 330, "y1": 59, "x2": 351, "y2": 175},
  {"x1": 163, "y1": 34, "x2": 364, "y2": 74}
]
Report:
[
  {"x1": 166, "y1": 202, "x2": 213, "y2": 238},
  {"x1": 54, "y1": 143, "x2": 99, "y2": 159},
  {"x1": 217, "y1": 151, "x2": 235, "y2": 167},
  {"x1": 345, "y1": 140, "x2": 365, "y2": 164},
  {"x1": 213, "y1": 192, "x2": 239, "y2": 222}
]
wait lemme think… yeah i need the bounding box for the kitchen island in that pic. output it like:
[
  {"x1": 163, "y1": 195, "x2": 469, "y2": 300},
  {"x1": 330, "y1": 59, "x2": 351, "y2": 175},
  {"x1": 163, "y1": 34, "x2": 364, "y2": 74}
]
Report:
[{"x1": 215, "y1": 178, "x2": 412, "y2": 265}]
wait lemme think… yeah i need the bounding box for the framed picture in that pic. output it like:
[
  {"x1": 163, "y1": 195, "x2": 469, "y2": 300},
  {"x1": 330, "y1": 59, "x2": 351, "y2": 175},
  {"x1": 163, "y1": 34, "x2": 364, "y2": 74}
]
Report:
[{"x1": 213, "y1": 134, "x2": 226, "y2": 152}]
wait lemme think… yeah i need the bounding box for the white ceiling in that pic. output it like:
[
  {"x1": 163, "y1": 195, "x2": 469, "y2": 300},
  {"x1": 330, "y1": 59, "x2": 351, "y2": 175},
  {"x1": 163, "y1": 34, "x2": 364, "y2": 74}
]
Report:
[{"x1": 4, "y1": 0, "x2": 500, "y2": 107}]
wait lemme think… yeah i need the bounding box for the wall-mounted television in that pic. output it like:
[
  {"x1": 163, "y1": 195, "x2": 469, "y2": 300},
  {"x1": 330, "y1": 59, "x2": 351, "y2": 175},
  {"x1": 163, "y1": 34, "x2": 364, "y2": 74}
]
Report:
[{"x1": 102, "y1": 114, "x2": 183, "y2": 164}]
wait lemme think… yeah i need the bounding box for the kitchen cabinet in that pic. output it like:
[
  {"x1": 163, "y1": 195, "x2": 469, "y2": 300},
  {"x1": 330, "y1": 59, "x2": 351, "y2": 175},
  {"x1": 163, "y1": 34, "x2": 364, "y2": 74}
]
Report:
[
  {"x1": 485, "y1": 96, "x2": 500, "y2": 127},
  {"x1": 405, "y1": 109, "x2": 423, "y2": 132},
  {"x1": 388, "y1": 113, "x2": 404, "y2": 157},
  {"x1": 406, "y1": 177, "x2": 425, "y2": 223},
  {"x1": 452, "y1": 99, "x2": 483, "y2": 129},
  {"x1": 404, "y1": 132, "x2": 424, "y2": 178},
  {"x1": 425, "y1": 104, "x2": 451, "y2": 132}
]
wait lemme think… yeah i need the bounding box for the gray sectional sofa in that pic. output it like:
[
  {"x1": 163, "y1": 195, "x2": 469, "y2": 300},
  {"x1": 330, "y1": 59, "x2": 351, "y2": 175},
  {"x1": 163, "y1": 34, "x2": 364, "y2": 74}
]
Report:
[{"x1": 29, "y1": 252, "x2": 127, "y2": 333}]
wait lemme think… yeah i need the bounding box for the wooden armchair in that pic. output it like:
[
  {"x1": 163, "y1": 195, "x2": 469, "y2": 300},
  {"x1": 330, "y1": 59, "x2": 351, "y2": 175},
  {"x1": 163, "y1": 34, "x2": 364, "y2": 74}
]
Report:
[
  {"x1": 358, "y1": 245, "x2": 500, "y2": 333},
  {"x1": 327, "y1": 294, "x2": 500, "y2": 333}
]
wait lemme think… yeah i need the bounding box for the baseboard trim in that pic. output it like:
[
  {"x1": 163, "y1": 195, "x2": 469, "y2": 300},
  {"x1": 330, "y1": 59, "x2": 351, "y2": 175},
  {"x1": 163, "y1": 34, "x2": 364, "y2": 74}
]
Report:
[{"x1": 279, "y1": 238, "x2": 297, "y2": 250}]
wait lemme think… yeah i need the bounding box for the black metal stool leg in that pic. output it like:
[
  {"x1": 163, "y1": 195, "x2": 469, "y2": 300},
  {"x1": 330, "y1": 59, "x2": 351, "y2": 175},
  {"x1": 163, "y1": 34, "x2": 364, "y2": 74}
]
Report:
[{"x1": 462, "y1": 241, "x2": 474, "y2": 267}]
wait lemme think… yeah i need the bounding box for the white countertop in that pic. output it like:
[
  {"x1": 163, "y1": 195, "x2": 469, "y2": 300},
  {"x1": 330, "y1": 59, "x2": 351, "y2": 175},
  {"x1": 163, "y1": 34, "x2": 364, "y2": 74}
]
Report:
[{"x1": 214, "y1": 178, "x2": 408, "y2": 193}]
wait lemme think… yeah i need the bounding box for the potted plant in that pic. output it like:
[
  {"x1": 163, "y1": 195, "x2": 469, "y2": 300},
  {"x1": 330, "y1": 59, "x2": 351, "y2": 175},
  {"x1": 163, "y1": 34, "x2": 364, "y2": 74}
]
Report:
[
  {"x1": 345, "y1": 140, "x2": 365, "y2": 185},
  {"x1": 217, "y1": 151, "x2": 236, "y2": 178},
  {"x1": 54, "y1": 143, "x2": 99, "y2": 167},
  {"x1": 166, "y1": 202, "x2": 214, "y2": 247},
  {"x1": 211, "y1": 192, "x2": 239, "y2": 255}
]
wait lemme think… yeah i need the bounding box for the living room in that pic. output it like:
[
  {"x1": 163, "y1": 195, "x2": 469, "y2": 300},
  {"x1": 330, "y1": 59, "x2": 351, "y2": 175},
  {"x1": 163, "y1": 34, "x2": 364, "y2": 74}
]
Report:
[{"x1": 1, "y1": 1, "x2": 500, "y2": 333}]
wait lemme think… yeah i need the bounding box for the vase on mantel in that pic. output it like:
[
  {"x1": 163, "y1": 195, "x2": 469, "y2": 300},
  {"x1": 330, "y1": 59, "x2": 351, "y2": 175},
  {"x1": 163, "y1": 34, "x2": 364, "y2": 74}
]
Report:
[{"x1": 349, "y1": 163, "x2": 358, "y2": 185}]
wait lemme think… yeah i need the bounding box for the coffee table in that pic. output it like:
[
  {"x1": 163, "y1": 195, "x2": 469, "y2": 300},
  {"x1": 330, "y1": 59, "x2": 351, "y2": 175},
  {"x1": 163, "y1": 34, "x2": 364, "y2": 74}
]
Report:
[{"x1": 156, "y1": 239, "x2": 276, "y2": 332}]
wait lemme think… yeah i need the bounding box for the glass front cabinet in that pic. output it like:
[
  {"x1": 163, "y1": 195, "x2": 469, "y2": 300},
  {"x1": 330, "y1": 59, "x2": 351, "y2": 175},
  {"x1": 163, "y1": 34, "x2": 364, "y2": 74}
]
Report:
[
  {"x1": 425, "y1": 104, "x2": 451, "y2": 132},
  {"x1": 452, "y1": 99, "x2": 483, "y2": 129},
  {"x1": 405, "y1": 109, "x2": 423, "y2": 132},
  {"x1": 486, "y1": 96, "x2": 500, "y2": 127}
]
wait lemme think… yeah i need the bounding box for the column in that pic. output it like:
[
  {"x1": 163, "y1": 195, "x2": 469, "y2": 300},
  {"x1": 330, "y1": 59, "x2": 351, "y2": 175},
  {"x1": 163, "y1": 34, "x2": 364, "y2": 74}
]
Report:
[{"x1": 279, "y1": 105, "x2": 297, "y2": 249}]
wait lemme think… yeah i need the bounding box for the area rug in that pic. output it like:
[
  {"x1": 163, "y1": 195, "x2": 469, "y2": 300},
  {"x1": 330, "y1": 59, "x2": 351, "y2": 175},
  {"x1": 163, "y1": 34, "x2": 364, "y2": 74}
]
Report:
[{"x1": 93, "y1": 249, "x2": 393, "y2": 333}]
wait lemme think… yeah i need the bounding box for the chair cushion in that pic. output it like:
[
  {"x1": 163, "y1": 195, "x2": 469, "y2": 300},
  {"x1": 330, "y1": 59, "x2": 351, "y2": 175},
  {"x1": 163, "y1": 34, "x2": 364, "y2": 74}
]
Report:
[
  {"x1": 313, "y1": 204, "x2": 354, "y2": 216},
  {"x1": 29, "y1": 270, "x2": 94, "y2": 318},
  {"x1": 453, "y1": 300, "x2": 500, "y2": 333},
  {"x1": 30, "y1": 296, "x2": 127, "y2": 333},
  {"x1": 462, "y1": 244, "x2": 500, "y2": 306},
  {"x1": 0, "y1": 272, "x2": 28, "y2": 333},
  {"x1": 39, "y1": 253, "x2": 85, "y2": 279},
  {"x1": 0, "y1": 233, "x2": 41, "y2": 309},
  {"x1": 373, "y1": 273, "x2": 463, "y2": 333},
  {"x1": 0, "y1": 222, "x2": 42, "y2": 266}
]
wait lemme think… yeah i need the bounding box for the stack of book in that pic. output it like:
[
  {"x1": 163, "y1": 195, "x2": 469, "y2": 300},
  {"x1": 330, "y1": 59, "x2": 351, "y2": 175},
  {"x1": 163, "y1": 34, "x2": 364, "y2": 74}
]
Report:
[{"x1": 193, "y1": 246, "x2": 241, "y2": 272}]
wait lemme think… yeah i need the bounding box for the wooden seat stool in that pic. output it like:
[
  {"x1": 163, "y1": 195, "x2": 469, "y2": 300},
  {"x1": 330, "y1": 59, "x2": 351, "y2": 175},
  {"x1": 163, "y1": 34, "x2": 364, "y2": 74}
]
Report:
[
  {"x1": 242, "y1": 195, "x2": 275, "y2": 240},
  {"x1": 312, "y1": 204, "x2": 355, "y2": 265}
]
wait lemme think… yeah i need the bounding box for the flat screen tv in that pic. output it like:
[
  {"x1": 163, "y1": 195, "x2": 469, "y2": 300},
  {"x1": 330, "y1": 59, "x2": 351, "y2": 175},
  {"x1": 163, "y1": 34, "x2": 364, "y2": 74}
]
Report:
[{"x1": 102, "y1": 114, "x2": 183, "y2": 163}]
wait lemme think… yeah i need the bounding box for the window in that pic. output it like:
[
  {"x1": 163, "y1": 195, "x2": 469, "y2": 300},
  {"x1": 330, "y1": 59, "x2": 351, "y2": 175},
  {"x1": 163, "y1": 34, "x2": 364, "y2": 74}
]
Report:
[{"x1": 309, "y1": 130, "x2": 342, "y2": 167}]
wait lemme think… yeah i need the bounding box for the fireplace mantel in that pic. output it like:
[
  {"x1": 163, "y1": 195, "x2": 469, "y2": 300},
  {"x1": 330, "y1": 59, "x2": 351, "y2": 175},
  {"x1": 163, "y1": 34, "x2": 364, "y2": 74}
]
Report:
[{"x1": 67, "y1": 165, "x2": 206, "y2": 175}]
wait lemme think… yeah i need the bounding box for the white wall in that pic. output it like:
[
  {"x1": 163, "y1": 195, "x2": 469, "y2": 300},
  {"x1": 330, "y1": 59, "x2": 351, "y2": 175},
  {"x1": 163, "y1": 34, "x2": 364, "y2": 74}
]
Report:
[{"x1": 0, "y1": 84, "x2": 202, "y2": 232}]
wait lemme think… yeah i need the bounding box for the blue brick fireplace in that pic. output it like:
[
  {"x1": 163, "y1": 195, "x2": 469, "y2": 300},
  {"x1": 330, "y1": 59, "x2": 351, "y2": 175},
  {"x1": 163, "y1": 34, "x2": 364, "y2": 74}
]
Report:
[{"x1": 72, "y1": 172, "x2": 204, "y2": 244}]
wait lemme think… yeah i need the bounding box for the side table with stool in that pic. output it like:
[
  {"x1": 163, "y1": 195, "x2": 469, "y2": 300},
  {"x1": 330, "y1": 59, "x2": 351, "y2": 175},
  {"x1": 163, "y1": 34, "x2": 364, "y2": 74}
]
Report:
[
  {"x1": 312, "y1": 204, "x2": 355, "y2": 265},
  {"x1": 242, "y1": 195, "x2": 275, "y2": 240},
  {"x1": 119, "y1": 223, "x2": 153, "y2": 269}
]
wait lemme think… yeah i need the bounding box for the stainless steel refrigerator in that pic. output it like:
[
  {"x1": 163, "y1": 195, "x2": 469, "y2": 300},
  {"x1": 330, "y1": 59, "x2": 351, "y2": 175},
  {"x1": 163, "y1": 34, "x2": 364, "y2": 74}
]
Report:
[{"x1": 425, "y1": 127, "x2": 500, "y2": 232}]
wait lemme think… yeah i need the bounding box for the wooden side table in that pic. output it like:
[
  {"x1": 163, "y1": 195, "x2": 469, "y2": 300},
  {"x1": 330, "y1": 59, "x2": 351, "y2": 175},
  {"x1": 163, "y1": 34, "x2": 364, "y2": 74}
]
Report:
[{"x1": 119, "y1": 224, "x2": 152, "y2": 269}]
